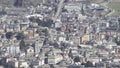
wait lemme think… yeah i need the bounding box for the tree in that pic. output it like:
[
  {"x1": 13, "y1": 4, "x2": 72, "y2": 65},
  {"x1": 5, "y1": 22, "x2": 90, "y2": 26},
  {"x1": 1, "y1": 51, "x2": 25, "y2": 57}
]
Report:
[
  {"x1": 105, "y1": 35, "x2": 109, "y2": 41},
  {"x1": 64, "y1": 0, "x2": 69, "y2": 3},
  {"x1": 19, "y1": 40, "x2": 26, "y2": 50},
  {"x1": 115, "y1": 37, "x2": 120, "y2": 45},
  {"x1": 0, "y1": 10, "x2": 6, "y2": 15},
  {"x1": 29, "y1": 17, "x2": 36, "y2": 22},
  {"x1": 50, "y1": 64, "x2": 54, "y2": 68},
  {"x1": 6, "y1": 32, "x2": 13, "y2": 39},
  {"x1": 42, "y1": 29, "x2": 49, "y2": 36},
  {"x1": 54, "y1": 6, "x2": 57, "y2": 13},
  {"x1": 78, "y1": 45, "x2": 81, "y2": 49},
  {"x1": 16, "y1": 33, "x2": 25, "y2": 40},
  {"x1": 62, "y1": 8, "x2": 68, "y2": 12},
  {"x1": 85, "y1": 61, "x2": 94, "y2": 67},
  {"x1": 42, "y1": 18, "x2": 53, "y2": 28},
  {"x1": 74, "y1": 56, "x2": 80, "y2": 62},
  {"x1": 36, "y1": 18, "x2": 43, "y2": 25},
  {"x1": 31, "y1": 43, "x2": 35, "y2": 49},
  {"x1": 81, "y1": 63, "x2": 86, "y2": 65},
  {"x1": 14, "y1": 0, "x2": 23, "y2": 7},
  {"x1": 29, "y1": 17, "x2": 53, "y2": 28},
  {"x1": 14, "y1": 20, "x2": 18, "y2": 24}
]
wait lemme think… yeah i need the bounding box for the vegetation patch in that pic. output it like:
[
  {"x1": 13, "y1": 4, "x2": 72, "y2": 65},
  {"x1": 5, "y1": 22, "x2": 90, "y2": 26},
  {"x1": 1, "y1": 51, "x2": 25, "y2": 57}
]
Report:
[
  {"x1": 92, "y1": 0, "x2": 105, "y2": 3},
  {"x1": 107, "y1": 2, "x2": 120, "y2": 16}
]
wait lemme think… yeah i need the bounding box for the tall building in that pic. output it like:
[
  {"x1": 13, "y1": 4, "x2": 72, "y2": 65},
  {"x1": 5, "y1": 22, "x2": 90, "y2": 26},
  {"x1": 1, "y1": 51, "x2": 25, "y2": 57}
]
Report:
[
  {"x1": 14, "y1": 0, "x2": 23, "y2": 7},
  {"x1": 6, "y1": 45, "x2": 20, "y2": 57},
  {"x1": 35, "y1": 40, "x2": 43, "y2": 55}
]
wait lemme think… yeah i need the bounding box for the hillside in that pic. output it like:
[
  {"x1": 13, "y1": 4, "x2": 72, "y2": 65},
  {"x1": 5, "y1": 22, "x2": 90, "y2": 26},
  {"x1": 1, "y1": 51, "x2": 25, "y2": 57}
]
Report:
[
  {"x1": 107, "y1": 0, "x2": 120, "y2": 16},
  {"x1": 0, "y1": 0, "x2": 43, "y2": 7}
]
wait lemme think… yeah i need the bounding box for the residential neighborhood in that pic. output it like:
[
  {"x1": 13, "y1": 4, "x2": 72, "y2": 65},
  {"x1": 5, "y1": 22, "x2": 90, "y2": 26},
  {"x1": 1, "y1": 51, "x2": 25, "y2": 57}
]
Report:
[{"x1": 0, "y1": 0, "x2": 120, "y2": 68}]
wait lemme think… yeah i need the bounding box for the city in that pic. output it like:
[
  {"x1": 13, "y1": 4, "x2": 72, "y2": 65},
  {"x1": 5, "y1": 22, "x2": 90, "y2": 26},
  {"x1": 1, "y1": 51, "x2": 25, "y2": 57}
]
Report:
[{"x1": 0, "y1": 0, "x2": 120, "y2": 68}]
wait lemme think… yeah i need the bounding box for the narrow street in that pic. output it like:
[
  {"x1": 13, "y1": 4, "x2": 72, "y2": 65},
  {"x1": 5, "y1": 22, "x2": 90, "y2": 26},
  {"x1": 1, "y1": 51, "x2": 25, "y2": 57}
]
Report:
[{"x1": 53, "y1": 0, "x2": 65, "y2": 22}]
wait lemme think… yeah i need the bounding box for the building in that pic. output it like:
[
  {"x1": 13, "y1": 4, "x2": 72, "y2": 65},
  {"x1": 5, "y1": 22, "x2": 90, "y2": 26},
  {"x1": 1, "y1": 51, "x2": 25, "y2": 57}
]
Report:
[{"x1": 6, "y1": 45, "x2": 20, "y2": 57}]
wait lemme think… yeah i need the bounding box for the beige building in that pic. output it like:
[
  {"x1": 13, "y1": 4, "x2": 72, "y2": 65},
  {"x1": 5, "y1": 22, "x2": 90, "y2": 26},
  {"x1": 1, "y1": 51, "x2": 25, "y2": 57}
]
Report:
[
  {"x1": 81, "y1": 35, "x2": 90, "y2": 43},
  {"x1": 47, "y1": 50, "x2": 63, "y2": 64}
]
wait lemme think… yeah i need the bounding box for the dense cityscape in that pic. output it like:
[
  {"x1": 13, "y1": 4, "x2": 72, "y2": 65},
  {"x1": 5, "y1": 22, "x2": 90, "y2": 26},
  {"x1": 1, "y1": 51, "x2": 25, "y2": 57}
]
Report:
[{"x1": 0, "y1": 0, "x2": 120, "y2": 68}]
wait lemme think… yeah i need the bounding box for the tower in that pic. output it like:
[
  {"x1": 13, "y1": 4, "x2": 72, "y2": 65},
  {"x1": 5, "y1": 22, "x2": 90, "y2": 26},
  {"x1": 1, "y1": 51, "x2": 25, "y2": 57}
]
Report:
[
  {"x1": 35, "y1": 40, "x2": 43, "y2": 55},
  {"x1": 81, "y1": 4, "x2": 85, "y2": 16},
  {"x1": 14, "y1": 0, "x2": 23, "y2": 7}
]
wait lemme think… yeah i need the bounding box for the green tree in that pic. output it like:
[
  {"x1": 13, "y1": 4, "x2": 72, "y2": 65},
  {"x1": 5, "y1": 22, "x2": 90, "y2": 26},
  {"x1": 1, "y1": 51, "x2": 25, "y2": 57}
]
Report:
[
  {"x1": 81, "y1": 63, "x2": 86, "y2": 65},
  {"x1": 42, "y1": 29, "x2": 49, "y2": 36},
  {"x1": 29, "y1": 17, "x2": 53, "y2": 28},
  {"x1": 64, "y1": 0, "x2": 69, "y2": 2},
  {"x1": 62, "y1": 8, "x2": 68, "y2": 12},
  {"x1": 74, "y1": 56, "x2": 80, "y2": 62},
  {"x1": 36, "y1": 18, "x2": 43, "y2": 25},
  {"x1": 0, "y1": 10, "x2": 6, "y2": 15},
  {"x1": 85, "y1": 61, "x2": 94, "y2": 67},
  {"x1": 16, "y1": 33, "x2": 25, "y2": 40},
  {"x1": 6, "y1": 32, "x2": 14, "y2": 39},
  {"x1": 42, "y1": 18, "x2": 53, "y2": 28},
  {"x1": 14, "y1": 0, "x2": 23, "y2": 7},
  {"x1": 31, "y1": 43, "x2": 35, "y2": 49},
  {"x1": 19, "y1": 40, "x2": 25, "y2": 50},
  {"x1": 29, "y1": 17, "x2": 36, "y2": 22}
]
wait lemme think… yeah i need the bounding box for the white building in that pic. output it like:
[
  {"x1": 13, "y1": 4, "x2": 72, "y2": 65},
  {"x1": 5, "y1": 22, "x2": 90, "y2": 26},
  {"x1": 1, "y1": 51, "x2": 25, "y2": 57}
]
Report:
[
  {"x1": 35, "y1": 40, "x2": 43, "y2": 55},
  {"x1": 19, "y1": 61, "x2": 29, "y2": 68},
  {"x1": 6, "y1": 45, "x2": 20, "y2": 57},
  {"x1": 47, "y1": 50, "x2": 63, "y2": 64},
  {"x1": 26, "y1": 46, "x2": 34, "y2": 57}
]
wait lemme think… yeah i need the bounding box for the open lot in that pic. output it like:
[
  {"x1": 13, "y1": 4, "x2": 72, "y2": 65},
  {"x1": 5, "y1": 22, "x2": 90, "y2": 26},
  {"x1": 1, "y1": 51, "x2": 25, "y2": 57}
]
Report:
[
  {"x1": 91, "y1": 0, "x2": 105, "y2": 3},
  {"x1": 107, "y1": 2, "x2": 120, "y2": 16},
  {"x1": 110, "y1": 0, "x2": 120, "y2": 2}
]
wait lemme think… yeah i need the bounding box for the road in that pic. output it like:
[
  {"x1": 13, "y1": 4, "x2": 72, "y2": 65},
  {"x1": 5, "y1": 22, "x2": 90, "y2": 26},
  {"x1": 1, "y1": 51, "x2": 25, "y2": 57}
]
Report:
[{"x1": 53, "y1": 0, "x2": 65, "y2": 22}]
